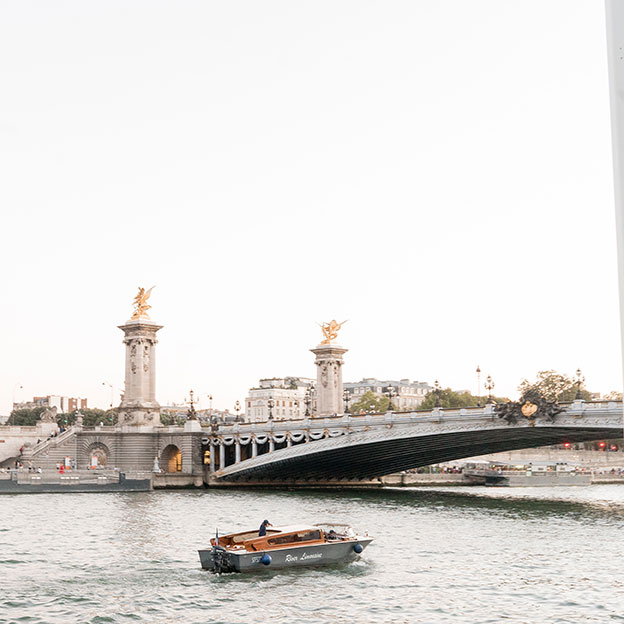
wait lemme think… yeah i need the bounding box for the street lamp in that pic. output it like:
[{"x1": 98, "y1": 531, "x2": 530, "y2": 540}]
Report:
[
  {"x1": 342, "y1": 390, "x2": 350, "y2": 414},
  {"x1": 385, "y1": 386, "x2": 396, "y2": 411},
  {"x1": 476, "y1": 365, "x2": 481, "y2": 407},
  {"x1": 267, "y1": 398, "x2": 275, "y2": 420},
  {"x1": 102, "y1": 382, "x2": 114, "y2": 408},
  {"x1": 234, "y1": 400, "x2": 241, "y2": 421},
  {"x1": 186, "y1": 389, "x2": 198, "y2": 420},
  {"x1": 485, "y1": 375, "x2": 495, "y2": 403},
  {"x1": 575, "y1": 368, "x2": 585, "y2": 400},
  {"x1": 433, "y1": 380, "x2": 441, "y2": 408},
  {"x1": 12, "y1": 383, "x2": 23, "y2": 407},
  {"x1": 369, "y1": 403, "x2": 376, "y2": 414},
  {"x1": 304, "y1": 388, "x2": 312, "y2": 417}
]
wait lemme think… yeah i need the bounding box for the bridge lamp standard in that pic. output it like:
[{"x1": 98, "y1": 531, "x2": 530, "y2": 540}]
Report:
[
  {"x1": 485, "y1": 376, "x2": 495, "y2": 403},
  {"x1": 342, "y1": 390, "x2": 350, "y2": 414},
  {"x1": 476, "y1": 366, "x2": 481, "y2": 407},
  {"x1": 267, "y1": 398, "x2": 275, "y2": 421},
  {"x1": 575, "y1": 369, "x2": 585, "y2": 400},
  {"x1": 385, "y1": 386, "x2": 396, "y2": 411},
  {"x1": 303, "y1": 388, "x2": 312, "y2": 417},
  {"x1": 234, "y1": 400, "x2": 241, "y2": 422}
]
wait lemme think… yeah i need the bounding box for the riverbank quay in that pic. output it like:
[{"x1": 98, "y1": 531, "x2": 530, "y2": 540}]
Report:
[
  {"x1": 3, "y1": 469, "x2": 623, "y2": 492},
  {"x1": 0, "y1": 469, "x2": 152, "y2": 493},
  {"x1": 202, "y1": 471, "x2": 624, "y2": 488}
]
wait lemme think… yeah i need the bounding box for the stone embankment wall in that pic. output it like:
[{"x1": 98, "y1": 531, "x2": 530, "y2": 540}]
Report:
[
  {"x1": 0, "y1": 423, "x2": 59, "y2": 465},
  {"x1": 21, "y1": 425, "x2": 203, "y2": 474}
]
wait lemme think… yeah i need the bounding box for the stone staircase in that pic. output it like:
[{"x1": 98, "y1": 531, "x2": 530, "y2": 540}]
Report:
[{"x1": 22, "y1": 426, "x2": 80, "y2": 469}]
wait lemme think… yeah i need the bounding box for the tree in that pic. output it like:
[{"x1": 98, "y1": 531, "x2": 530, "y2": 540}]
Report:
[
  {"x1": 349, "y1": 390, "x2": 395, "y2": 414},
  {"x1": 7, "y1": 407, "x2": 46, "y2": 426},
  {"x1": 518, "y1": 370, "x2": 592, "y2": 402},
  {"x1": 420, "y1": 388, "x2": 508, "y2": 410}
]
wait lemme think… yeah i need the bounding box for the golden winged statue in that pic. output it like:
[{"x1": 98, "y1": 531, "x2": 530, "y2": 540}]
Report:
[
  {"x1": 131, "y1": 286, "x2": 155, "y2": 320},
  {"x1": 319, "y1": 319, "x2": 347, "y2": 345}
]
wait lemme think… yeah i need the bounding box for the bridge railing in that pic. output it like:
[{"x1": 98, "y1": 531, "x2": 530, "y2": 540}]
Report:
[{"x1": 208, "y1": 400, "x2": 624, "y2": 442}]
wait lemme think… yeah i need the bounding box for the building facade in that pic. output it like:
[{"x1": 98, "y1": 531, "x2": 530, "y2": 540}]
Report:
[
  {"x1": 13, "y1": 395, "x2": 88, "y2": 413},
  {"x1": 245, "y1": 377, "x2": 315, "y2": 422},
  {"x1": 343, "y1": 378, "x2": 432, "y2": 411}
]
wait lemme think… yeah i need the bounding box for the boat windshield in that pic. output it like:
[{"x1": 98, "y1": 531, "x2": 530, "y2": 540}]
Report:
[
  {"x1": 316, "y1": 524, "x2": 355, "y2": 538},
  {"x1": 267, "y1": 530, "x2": 321, "y2": 546}
]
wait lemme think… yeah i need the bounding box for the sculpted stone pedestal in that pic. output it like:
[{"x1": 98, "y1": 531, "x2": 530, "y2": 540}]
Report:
[
  {"x1": 310, "y1": 344, "x2": 348, "y2": 416},
  {"x1": 118, "y1": 318, "x2": 163, "y2": 427}
]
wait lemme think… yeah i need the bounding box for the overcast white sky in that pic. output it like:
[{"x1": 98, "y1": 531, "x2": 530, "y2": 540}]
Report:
[{"x1": 0, "y1": 1, "x2": 621, "y2": 414}]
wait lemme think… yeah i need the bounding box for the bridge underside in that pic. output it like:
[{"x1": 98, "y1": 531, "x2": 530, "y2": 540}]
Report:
[{"x1": 219, "y1": 427, "x2": 620, "y2": 482}]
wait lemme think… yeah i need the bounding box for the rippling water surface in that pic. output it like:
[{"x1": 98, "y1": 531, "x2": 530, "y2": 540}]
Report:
[{"x1": 1, "y1": 485, "x2": 624, "y2": 624}]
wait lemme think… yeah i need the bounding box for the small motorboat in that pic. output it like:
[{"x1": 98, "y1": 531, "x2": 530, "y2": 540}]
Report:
[{"x1": 198, "y1": 523, "x2": 373, "y2": 573}]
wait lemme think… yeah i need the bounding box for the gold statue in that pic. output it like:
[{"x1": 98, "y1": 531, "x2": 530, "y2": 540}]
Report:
[
  {"x1": 131, "y1": 286, "x2": 155, "y2": 320},
  {"x1": 319, "y1": 319, "x2": 347, "y2": 345}
]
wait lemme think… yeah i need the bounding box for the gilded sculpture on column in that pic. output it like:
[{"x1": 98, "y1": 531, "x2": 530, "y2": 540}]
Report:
[
  {"x1": 131, "y1": 286, "x2": 155, "y2": 320},
  {"x1": 319, "y1": 319, "x2": 347, "y2": 345}
]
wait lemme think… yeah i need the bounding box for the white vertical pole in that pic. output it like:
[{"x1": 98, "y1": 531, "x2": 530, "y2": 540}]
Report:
[{"x1": 605, "y1": 1, "x2": 624, "y2": 428}]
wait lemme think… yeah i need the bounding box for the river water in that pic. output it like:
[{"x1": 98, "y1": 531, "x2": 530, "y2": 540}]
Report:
[{"x1": 1, "y1": 485, "x2": 623, "y2": 624}]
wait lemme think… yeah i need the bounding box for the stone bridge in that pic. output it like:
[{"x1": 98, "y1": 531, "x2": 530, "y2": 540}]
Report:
[
  {"x1": 208, "y1": 400, "x2": 623, "y2": 483},
  {"x1": 13, "y1": 401, "x2": 623, "y2": 486}
]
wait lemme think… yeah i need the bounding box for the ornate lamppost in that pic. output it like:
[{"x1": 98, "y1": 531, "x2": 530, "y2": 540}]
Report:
[
  {"x1": 343, "y1": 390, "x2": 350, "y2": 413},
  {"x1": 267, "y1": 398, "x2": 275, "y2": 420},
  {"x1": 369, "y1": 403, "x2": 376, "y2": 414},
  {"x1": 234, "y1": 400, "x2": 241, "y2": 421},
  {"x1": 304, "y1": 387, "x2": 312, "y2": 417},
  {"x1": 433, "y1": 380, "x2": 441, "y2": 408},
  {"x1": 475, "y1": 365, "x2": 481, "y2": 407},
  {"x1": 186, "y1": 389, "x2": 198, "y2": 420},
  {"x1": 485, "y1": 375, "x2": 495, "y2": 403},
  {"x1": 575, "y1": 368, "x2": 585, "y2": 400},
  {"x1": 385, "y1": 385, "x2": 396, "y2": 411}
]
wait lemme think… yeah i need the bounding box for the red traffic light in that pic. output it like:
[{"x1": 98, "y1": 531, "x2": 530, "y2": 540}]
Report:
[{"x1": 599, "y1": 442, "x2": 606, "y2": 448}]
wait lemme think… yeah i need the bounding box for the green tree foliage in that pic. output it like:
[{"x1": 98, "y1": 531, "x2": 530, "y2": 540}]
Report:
[
  {"x1": 7, "y1": 407, "x2": 118, "y2": 427},
  {"x1": 7, "y1": 407, "x2": 46, "y2": 426},
  {"x1": 518, "y1": 370, "x2": 592, "y2": 402},
  {"x1": 160, "y1": 410, "x2": 184, "y2": 425},
  {"x1": 420, "y1": 388, "x2": 508, "y2": 410},
  {"x1": 56, "y1": 408, "x2": 119, "y2": 427},
  {"x1": 348, "y1": 390, "x2": 395, "y2": 414}
]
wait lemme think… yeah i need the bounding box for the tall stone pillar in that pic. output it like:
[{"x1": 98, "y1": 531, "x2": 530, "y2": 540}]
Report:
[
  {"x1": 310, "y1": 344, "x2": 348, "y2": 416},
  {"x1": 118, "y1": 318, "x2": 163, "y2": 426}
]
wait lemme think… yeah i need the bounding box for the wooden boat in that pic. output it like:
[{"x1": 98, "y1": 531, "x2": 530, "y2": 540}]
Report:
[{"x1": 198, "y1": 523, "x2": 373, "y2": 573}]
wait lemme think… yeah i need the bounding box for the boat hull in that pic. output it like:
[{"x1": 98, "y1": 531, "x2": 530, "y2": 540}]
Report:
[{"x1": 198, "y1": 538, "x2": 372, "y2": 572}]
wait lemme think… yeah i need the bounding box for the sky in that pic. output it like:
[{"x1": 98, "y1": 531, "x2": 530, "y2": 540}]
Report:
[{"x1": 0, "y1": 0, "x2": 621, "y2": 414}]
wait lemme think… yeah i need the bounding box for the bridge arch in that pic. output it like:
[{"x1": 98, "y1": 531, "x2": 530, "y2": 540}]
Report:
[
  {"x1": 161, "y1": 444, "x2": 182, "y2": 473},
  {"x1": 214, "y1": 403, "x2": 623, "y2": 482},
  {"x1": 85, "y1": 442, "x2": 110, "y2": 468}
]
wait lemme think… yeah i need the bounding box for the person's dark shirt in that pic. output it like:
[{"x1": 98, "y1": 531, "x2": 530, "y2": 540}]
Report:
[{"x1": 259, "y1": 523, "x2": 267, "y2": 537}]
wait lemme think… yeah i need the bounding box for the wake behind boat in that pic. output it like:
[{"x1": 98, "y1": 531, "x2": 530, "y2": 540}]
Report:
[{"x1": 198, "y1": 523, "x2": 373, "y2": 573}]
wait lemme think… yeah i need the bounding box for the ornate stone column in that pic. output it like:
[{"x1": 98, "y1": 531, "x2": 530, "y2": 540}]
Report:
[
  {"x1": 310, "y1": 343, "x2": 348, "y2": 416},
  {"x1": 117, "y1": 291, "x2": 163, "y2": 427}
]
